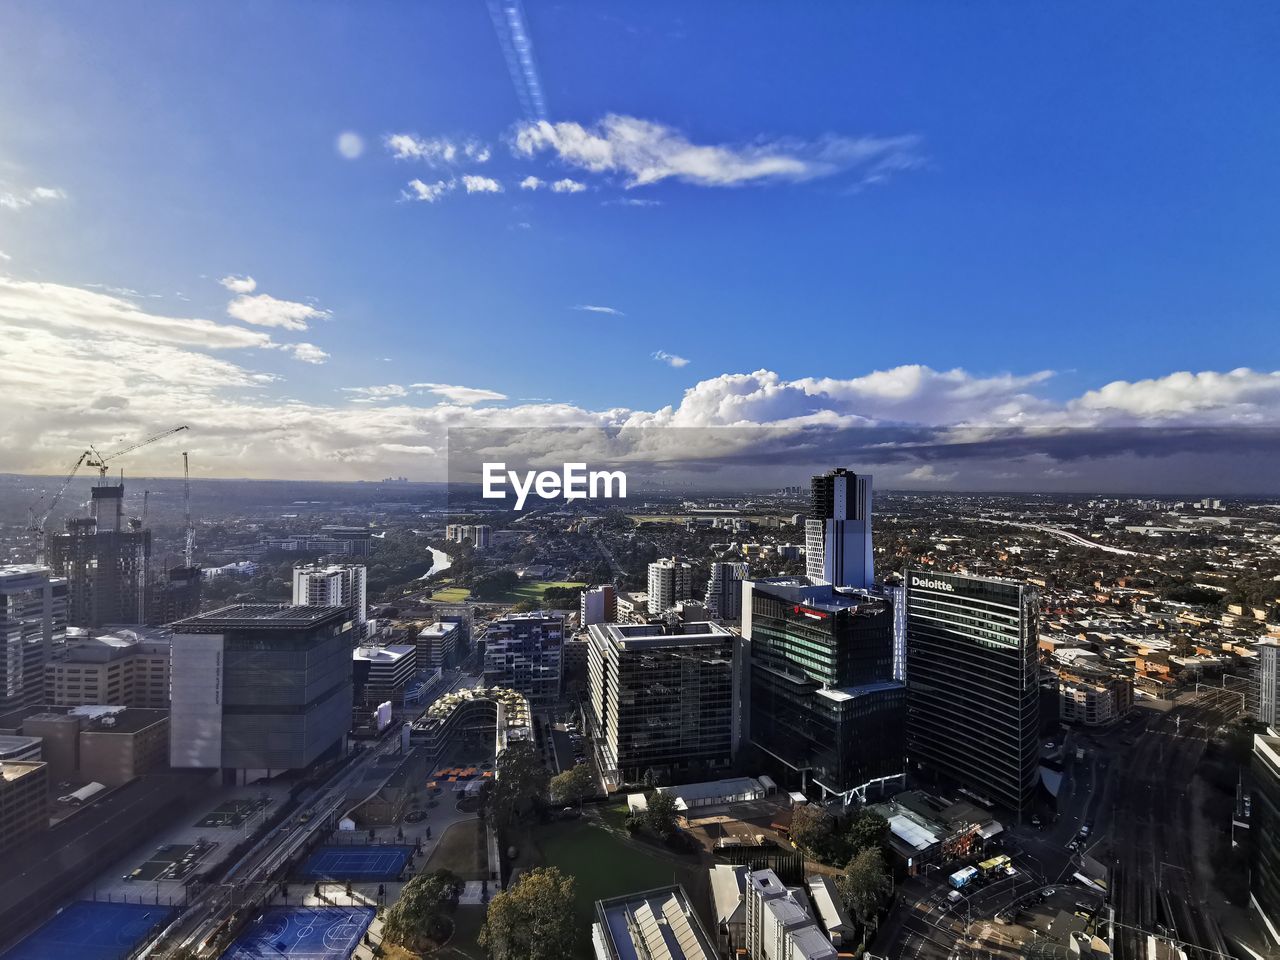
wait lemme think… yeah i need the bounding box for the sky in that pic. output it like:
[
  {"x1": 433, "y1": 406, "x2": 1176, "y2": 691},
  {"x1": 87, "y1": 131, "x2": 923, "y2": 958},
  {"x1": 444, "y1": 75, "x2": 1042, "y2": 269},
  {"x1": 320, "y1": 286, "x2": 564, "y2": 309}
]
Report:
[{"x1": 1, "y1": 1, "x2": 1279, "y2": 491}]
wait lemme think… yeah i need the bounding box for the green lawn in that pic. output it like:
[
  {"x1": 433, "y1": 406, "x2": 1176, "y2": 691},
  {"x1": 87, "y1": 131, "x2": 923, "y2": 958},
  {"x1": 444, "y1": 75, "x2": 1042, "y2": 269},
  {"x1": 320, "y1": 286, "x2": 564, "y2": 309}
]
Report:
[
  {"x1": 425, "y1": 819, "x2": 488, "y2": 880},
  {"x1": 490, "y1": 581, "x2": 585, "y2": 605},
  {"x1": 430, "y1": 587, "x2": 472, "y2": 602}
]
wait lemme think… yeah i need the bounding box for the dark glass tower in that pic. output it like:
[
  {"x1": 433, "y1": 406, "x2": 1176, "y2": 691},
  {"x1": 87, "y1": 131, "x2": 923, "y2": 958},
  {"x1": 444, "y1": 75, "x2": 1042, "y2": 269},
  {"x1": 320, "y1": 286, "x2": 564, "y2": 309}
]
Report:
[{"x1": 904, "y1": 569, "x2": 1040, "y2": 819}]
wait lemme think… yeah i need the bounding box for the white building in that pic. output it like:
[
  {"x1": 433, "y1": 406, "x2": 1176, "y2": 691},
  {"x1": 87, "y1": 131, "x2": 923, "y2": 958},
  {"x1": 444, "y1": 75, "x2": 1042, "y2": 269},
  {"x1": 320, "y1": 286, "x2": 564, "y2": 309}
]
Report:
[
  {"x1": 418, "y1": 620, "x2": 461, "y2": 670},
  {"x1": 292, "y1": 562, "x2": 367, "y2": 626},
  {"x1": 745, "y1": 869, "x2": 837, "y2": 960},
  {"x1": 1, "y1": 565, "x2": 67, "y2": 713},
  {"x1": 705, "y1": 562, "x2": 749, "y2": 621},
  {"x1": 804, "y1": 468, "x2": 874, "y2": 589},
  {"x1": 647, "y1": 558, "x2": 693, "y2": 616},
  {"x1": 580, "y1": 585, "x2": 617, "y2": 626}
]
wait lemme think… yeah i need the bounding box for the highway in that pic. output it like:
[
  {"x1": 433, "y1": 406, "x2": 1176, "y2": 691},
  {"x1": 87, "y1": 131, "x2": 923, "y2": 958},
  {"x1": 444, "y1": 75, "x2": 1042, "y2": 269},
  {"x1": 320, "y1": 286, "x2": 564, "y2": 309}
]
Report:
[{"x1": 974, "y1": 518, "x2": 1153, "y2": 558}]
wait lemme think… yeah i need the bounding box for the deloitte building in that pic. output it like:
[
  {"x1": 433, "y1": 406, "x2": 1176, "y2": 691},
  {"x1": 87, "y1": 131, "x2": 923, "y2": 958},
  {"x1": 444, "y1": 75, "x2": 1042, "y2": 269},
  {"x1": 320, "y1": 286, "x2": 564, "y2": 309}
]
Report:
[{"x1": 904, "y1": 569, "x2": 1040, "y2": 819}]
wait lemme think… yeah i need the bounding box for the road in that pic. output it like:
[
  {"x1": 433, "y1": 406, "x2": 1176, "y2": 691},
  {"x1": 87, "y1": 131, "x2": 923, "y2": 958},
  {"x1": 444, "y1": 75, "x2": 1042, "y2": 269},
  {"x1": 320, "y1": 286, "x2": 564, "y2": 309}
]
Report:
[{"x1": 975, "y1": 518, "x2": 1153, "y2": 557}]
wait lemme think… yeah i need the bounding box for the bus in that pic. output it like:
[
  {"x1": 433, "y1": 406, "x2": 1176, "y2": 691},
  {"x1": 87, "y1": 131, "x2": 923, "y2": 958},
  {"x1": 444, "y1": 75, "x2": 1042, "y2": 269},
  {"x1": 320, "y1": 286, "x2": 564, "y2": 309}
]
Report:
[
  {"x1": 949, "y1": 866, "x2": 978, "y2": 890},
  {"x1": 978, "y1": 854, "x2": 1012, "y2": 878}
]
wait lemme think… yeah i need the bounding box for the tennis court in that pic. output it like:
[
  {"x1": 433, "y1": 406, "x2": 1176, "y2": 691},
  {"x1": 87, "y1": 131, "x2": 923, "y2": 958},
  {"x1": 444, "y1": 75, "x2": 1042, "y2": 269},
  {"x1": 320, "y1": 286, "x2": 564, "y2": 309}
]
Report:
[
  {"x1": 221, "y1": 906, "x2": 374, "y2": 960},
  {"x1": 0, "y1": 900, "x2": 176, "y2": 960},
  {"x1": 297, "y1": 844, "x2": 413, "y2": 881}
]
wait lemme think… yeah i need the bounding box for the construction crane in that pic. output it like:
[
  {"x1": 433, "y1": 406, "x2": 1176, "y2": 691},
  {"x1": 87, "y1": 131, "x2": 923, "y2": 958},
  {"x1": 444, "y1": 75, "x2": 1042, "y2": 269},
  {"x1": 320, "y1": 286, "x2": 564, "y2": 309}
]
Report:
[
  {"x1": 26, "y1": 449, "x2": 92, "y2": 562},
  {"x1": 182, "y1": 451, "x2": 196, "y2": 568},
  {"x1": 86, "y1": 424, "x2": 189, "y2": 480}
]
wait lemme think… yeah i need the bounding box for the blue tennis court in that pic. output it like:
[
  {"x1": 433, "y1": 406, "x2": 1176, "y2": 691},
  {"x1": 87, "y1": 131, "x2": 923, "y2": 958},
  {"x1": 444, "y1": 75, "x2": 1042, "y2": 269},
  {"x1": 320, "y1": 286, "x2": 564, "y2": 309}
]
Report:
[
  {"x1": 0, "y1": 900, "x2": 176, "y2": 960},
  {"x1": 297, "y1": 844, "x2": 413, "y2": 881},
  {"x1": 222, "y1": 906, "x2": 374, "y2": 960}
]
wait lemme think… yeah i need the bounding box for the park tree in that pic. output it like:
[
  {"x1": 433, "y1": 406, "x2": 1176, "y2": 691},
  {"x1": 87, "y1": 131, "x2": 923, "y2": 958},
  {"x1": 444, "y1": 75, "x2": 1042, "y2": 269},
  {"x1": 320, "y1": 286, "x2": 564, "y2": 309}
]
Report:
[
  {"x1": 643, "y1": 789, "x2": 679, "y2": 838},
  {"x1": 789, "y1": 803, "x2": 837, "y2": 860},
  {"x1": 382, "y1": 869, "x2": 459, "y2": 951},
  {"x1": 479, "y1": 866, "x2": 577, "y2": 960},
  {"x1": 836, "y1": 846, "x2": 893, "y2": 926},
  {"x1": 488, "y1": 742, "x2": 550, "y2": 825},
  {"x1": 843, "y1": 810, "x2": 890, "y2": 861},
  {"x1": 550, "y1": 763, "x2": 596, "y2": 807}
]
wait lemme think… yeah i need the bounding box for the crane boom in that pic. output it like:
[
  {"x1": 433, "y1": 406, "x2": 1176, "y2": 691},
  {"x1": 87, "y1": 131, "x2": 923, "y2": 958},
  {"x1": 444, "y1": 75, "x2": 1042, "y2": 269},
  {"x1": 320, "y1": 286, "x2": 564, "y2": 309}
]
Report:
[
  {"x1": 27, "y1": 450, "x2": 92, "y2": 563},
  {"x1": 183, "y1": 451, "x2": 195, "y2": 568},
  {"x1": 87, "y1": 424, "x2": 189, "y2": 478}
]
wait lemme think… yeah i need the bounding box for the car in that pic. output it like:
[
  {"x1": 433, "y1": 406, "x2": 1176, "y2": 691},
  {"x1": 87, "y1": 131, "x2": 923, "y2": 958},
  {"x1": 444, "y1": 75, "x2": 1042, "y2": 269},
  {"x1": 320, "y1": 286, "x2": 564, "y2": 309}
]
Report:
[
  {"x1": 1004, "y1": 866, "x2": 1018, "y2": 877},
  {"x1": 405, "y1": 810, "x2": 426, "y2": 823},
  {"x1": 948, "y1": 890, "x2": 963, "y2": 903}
]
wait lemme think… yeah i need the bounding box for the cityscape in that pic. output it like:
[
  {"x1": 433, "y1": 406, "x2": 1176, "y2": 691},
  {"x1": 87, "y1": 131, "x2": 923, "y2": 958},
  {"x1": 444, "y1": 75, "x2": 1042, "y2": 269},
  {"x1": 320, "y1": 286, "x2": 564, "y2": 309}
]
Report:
[{"x1": 2, "y1": 4, "x2": 1280, "y2": 960}]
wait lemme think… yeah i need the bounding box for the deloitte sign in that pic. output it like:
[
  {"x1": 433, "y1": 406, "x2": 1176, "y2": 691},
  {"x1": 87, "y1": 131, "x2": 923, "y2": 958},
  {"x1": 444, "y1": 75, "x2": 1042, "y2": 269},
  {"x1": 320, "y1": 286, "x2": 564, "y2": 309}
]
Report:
[{"x1": 910, "y1": 575, "x2": 955, "y2": 592}]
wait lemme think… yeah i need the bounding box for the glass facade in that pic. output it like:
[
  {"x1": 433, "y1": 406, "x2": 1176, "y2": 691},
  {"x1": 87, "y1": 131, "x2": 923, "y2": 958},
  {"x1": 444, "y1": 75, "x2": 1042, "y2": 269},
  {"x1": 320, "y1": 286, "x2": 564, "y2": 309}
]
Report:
[
  {"x1": 747, "y1": 581, "x2": 904, "y2": 799},
  {"x1": 904, "y1": 569, "x2": 1040, "y2": 818},
  {"x1": 1252, "y1": 735, "x2": 1280, "y2": 941}
]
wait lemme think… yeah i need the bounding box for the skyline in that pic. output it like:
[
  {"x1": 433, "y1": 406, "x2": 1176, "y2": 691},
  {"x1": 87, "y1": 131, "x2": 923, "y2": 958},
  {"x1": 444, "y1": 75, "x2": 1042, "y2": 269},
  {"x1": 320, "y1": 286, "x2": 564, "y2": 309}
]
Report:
[{"x1": 2, "y1": 3, "x2": 1279, "y2": 487}]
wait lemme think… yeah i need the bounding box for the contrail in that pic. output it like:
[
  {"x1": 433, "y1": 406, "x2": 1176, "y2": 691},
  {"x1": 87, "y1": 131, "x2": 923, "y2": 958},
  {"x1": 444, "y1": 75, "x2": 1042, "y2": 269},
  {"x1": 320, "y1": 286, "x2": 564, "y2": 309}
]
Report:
[{"x1": 488, "y1": 0, "x2": 547, "y2": 122}]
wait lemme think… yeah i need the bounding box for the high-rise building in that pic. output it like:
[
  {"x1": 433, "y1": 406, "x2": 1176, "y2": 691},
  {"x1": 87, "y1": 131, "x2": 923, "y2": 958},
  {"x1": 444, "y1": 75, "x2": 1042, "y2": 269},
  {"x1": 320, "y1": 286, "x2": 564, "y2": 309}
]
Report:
[
  {"x1": 292, "y1": 563, "x2": 367, "y2": 626},
  {"x1": 705, "y1": 562, "x2": 750, "y2": 621},
  {"x1": 471, "y1": 524, "x2": 492, "y2": 550},
  {"x1": 0, "y1": 565, "x2": 67, "y2": 713},
  {"x1": 1251, "y1": 734, "x2": 1280, "y2": 943},
  {"x1": 352, "y1": 645, "x2": 417, "y2": 706},
  {"x1": 904, "y1": 569, "x2": 1040, "y2": 819},
  {"x1": 744, "y1": 578, "x2": 905, "y2": 802},
  {"x1": 579, "y1": 585, "x2": 617, "y2": 627},
  {"x1": 146, "y1": 565, "x2": 202, "y2": 626},
  {"x1": 586, "y1": 620, "x2": 739, "y2": 785},
  {"x1": 804, "y1": 469, "x2": 873, "y2": 589},
  {"x1": 169, "y1": 604, "x2": 355, "y2": 783},
  {"x1": 647, "y1": 558, "x2": 693, "y2": 616},
  {"x1": 46, "y1": 483, "x2": 150, "y2": 627},
  {"x1": 45, "y1": 626, "x2": 171, "y2": 709},
  {"x1": 483, "y1": 612, "x2": 564, "y2": 703},
  {"x1": 417, "y1": 620, "x2": 460, "y2": 670},
  {"x1": 1254, "y1": 641, "x2": 1279, "y2": 730}
]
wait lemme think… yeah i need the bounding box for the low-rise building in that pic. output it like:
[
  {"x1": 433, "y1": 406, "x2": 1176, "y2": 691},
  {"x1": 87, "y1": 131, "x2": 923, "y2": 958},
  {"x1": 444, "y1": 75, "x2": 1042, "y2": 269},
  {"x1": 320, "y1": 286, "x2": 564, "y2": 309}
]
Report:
[
  {"x1": 45, "y1": 626, "x2": 171, "y2": 709},
  {"x1": 745, "y1": 868, "x2": 837, "y2": 960},
  {"x1": 14, "y1": 706, "x2": 168, "y2": 786},
  {"x1": 0, "y1": 761, "x2": 49, "y2": 853},
  {"x1": 592, "y1": 884, "x2": 717, "y2": 960}
]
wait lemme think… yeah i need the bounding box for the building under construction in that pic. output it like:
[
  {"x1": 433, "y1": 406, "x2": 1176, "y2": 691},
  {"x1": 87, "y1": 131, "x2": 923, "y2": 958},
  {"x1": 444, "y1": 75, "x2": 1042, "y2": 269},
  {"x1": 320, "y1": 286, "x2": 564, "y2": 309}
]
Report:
[
  {"x1": 146, "y1": 564, "x2": 202, "y2": 626},
  {"x1": 46, "y1": 483, "x2": 151, "y2": 628}
]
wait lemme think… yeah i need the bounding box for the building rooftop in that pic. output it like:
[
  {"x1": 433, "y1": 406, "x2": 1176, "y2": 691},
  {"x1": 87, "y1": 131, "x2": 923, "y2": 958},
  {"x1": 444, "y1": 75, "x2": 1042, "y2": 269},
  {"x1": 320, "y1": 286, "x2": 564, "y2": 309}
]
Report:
[
  {"x1": 0, "y1": 736, "x2": 41, "y2": 759},
  {"x1": 0, "y1": 760, "x2": 46, "y2": 783},
  {"x1": 174, "y1": 603, "x2": 350, "y2": 632},
  {"x1": 354, "y1": 644, "x2": 416, "y2": 663},
  {"x1": 815, "y1": 679, "x2": 905, "y2": 703},
  {"x1": 593, "y1": 885, "x2": 717, "y2": 960},
  {"x1": 590, "y1": 621, "x2": 735, "y2": 649},
  {"x1": 419, "y1": 621, "x2": 459, "y2": 637}
]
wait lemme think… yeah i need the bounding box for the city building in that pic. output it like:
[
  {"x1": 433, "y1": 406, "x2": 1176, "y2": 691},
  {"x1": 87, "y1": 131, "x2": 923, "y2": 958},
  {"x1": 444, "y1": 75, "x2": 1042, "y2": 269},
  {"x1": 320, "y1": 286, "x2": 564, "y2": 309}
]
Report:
[
  {"x1": 804, "y1": 876, "x2": 854, "y2": 950},
  {"x1": 616, "y1": 591, "x2": 650, "y2": 624},
  {"x1": 0, "y1": 761, "x2": 48, "y2": 854},
  {"x1": 352, "y1": 644, "x2": 416, "y2": 706},
  {"x1": 647, "y1": 558, "x2": 693, "y2": 616},
  {"x1": 904, "y1": 569, "x2": 1040, "y2": 819},
  {"x1": 591, "y1": 885, "x2": 718, "y2": 960},
  {"x1": 146, "y1": 564, "x2": 202, "y2": 626},
  {"x1": 1254, "y1": 641, "x2": 1279, "y2": 730},
  {"x1": 409, "y1": 686, "x2": 531, "y2": 768},
  {"x1": 169, "y1": 604, "x2": 355, "y2": 783},
  {"x1": 705, "y1": 562, "x2": 750, "y2": 621},
  {"x1": 1251, "y1": 733, "x2": 1280, "y2": 943},
  {"x1": 319, "y1": 525, "x2": 373, "y2": 556},
  {"x1": 45, "y1": 626, "x2": 170, "y2": 709},
  {"x1": 1058, "y1": 670, "x2": 1133, "y2": 726},
  {"x1": 580, "y1": 585, "x2": 617, "y2": 627},
  {"x1": 445, "y1": 524, "x2": 492, "y2": 550},
  {"x1": 744, "y1": 868, "x2": 838, "y2": 960},
  {"x1": 417, "y1": 620, "x2": 461, "y2": 670},
  {"x1": 0, "y1": 736, "x2": 41, "y2": 762},
  {"x1": 293, "y1": 562, "x2": 368, "y2": 627},
  {"x1": 483, "y1": 612, "x2": 565, "y2": 703},
  {"x1": 1, "y1": 565, "x2": 67, "y2": 713},
  {"x1": 586, "y1": 621, "x2": 739, "y2": 785},
  {"x1": 45, "y1": 483, "x2": 150, "y2": 627},
  {"x1": 744, "y1": 578, "x2": 905, "y2": 802},
  {"x1": 804, "y1": 468, "x2": 873, "y2": 589},
  {"x1": 15, "y1": 705, "x2": 168, "y2": 786}
]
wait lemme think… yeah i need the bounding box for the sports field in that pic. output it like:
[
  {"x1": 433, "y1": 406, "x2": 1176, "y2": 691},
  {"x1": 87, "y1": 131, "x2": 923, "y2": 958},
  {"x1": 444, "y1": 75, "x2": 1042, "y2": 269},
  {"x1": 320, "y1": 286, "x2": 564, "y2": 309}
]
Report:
[
  {"x1": 220, "y1": 906, "x2": 374, "y2": 960},
  {"x1": 0, "y1": 900, "x2": 176, "y2": 960},
  {"x1": 297, "y1": 844, "x2": 413, "y2": 881}
]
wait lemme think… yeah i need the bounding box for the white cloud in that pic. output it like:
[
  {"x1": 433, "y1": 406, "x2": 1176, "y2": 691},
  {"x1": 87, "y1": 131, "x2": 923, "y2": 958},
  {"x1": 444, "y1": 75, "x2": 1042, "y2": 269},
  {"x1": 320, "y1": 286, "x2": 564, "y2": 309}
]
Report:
[
  {"x1": 574, "y1": 304, "x2": 623, "y2": 316},
  {"x1": 336, "y1": 131, "x2": 365, "y2": 160},
  {"x1": 550, "y1": 178, "x2": 587, "y2": 194},
  {"x1": 653, "y1": 350, "x2": 690, "y2": 368},
  {"x1": 1, "y1": 185, "x2": 69, "y2": 210},
  {"x1": 402, "y1": 178, "x2": 455, "y2": 203},
  {"x1": 219, "y1": 274, "x2": 257, "y2": 294},
  {"x1": 386, "y1": 134, "x2": 491, "y2": 165},
  {"x1": 903, "y1": 464, "x2": 957, "y2": 483},
  {"x1": 343, "y1": 384, "x2": 410, "y2": 401},
  {"x1": 227, "y1": 293, "x2": 330, "y2": 331},
  {"x1": 520, "y1": 176, "x2": 544, "y2": 191},
  {"x1": 286, "y1": 342, "x2": 329, "y2": 365},
  {"x1": 467, "y1": 143, "x2": 492, "y2": 163},
  {"x1": 461, "y1": 175, "x2": 503, "y2": 194},
  {"x1": 411, "y1": 382, "x2": 509, "y2": 405},
  {"x1": 1067, "y1": 368, "x2": 1280, "y2": 424},
  {"x1": 605, "y1": 197, "x2": 663, "y2": 208},
  {"x1": 0, "y1": 251, "x2": 10, "y2": 261},
  {"x1": 512, "y1": 114, "x2": 922, "y2": 188}
]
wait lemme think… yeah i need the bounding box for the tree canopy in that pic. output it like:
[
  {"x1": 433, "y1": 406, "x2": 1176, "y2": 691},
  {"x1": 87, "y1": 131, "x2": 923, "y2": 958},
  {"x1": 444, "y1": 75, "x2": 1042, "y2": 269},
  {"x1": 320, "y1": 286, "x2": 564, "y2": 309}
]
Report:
[
  {"x1": 488, "y1": 741, "x2": 550, "y2": 825},
  {"x1": 550, "y1": 763, "x2": 596, "y2": 807},
  {"x1": 479, "y1": 866, "x2": 577, "y2": 960},
  {"x1": 836, "y1": 846, "x2": 893, "y2": 924},
  {"x1": 381, "y1": 869, "x2": 458, "y2": 951}
]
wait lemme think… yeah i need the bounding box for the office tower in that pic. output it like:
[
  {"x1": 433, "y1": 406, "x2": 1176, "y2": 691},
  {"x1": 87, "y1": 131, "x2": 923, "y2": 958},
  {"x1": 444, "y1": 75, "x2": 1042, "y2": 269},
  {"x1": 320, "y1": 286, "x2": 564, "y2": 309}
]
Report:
[
  {"x1": 147, "y1": 564, "x2": 202, "y2": 626},
  {"x1": 1251, "y1": 734, "x2": 1280, "y2": 942},
  {"x1": 647, "y1": 558, "x2": 693, "y2": 616},
  {"x1": 804, "y1": 468, "x2": 873, "y2": 589},
  {"x1": 904, "y1": 569, "x2": 1040, "y2": 819},
  {"x1": 579, "y1": 585, "x2": 617, "y2": 627},
  {"x1": 586, "y1": 620, "x2": 739, "y2": 784},
  {"x1": 744, "y1": 869, "x2": 838, "y2": 960},
  {"x1": 704, "y1": 562, "x2": 750, "y2": 621},
  {"x1": 1255, "y1": 642, "x2": 1279, "y2": 731},
  {"x1": 483, "y1": 612, "x2": 564, "y2": 703},
  {"x1": 744, "y1": 579, "x2": 905, "y2": 802},
  {"x1": 352, "y1": 645, "x2": 417, "y2": 706},
  {"x1": 46, "y1": 483, "x2": 150, "y2": 627},
  {"x1": 0, "y1": 760, "x2": 49, "y2": 854},
  {"x1": 292, "y1": 562, "x2": 368, "y2": 626},
  {"x1": 417, "y1": 620, "x2": 460, "y2": 670},
  {"x1": 0, "y1": 565, "x2": 67, "y2": 713},
  {"x1": 169, "y1": 604, "x2": 355, "y2": 783},
  {"x1": 45, "y1": 626, "x2": 171, "y2": 709}
]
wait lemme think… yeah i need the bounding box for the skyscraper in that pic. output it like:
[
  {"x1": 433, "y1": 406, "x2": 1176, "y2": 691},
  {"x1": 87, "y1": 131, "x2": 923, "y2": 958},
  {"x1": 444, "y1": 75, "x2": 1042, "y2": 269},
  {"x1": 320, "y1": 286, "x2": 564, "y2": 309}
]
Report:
[
  {"x1": 46, "y1": 483, "x2": 150, "y2": 627},
  {"x1": 744, "y1": 578, "x2": 905, "y2": 802},
  {"x1": 0, "y1": 565, "x2": 67, "y2": 713},
  {"x1": 579, "y1": 585, "x2": 617, "y2": 626},
  {"x1": 704, "y1": 561, "x2": 750, "y2": 621},
  {"x1": 904, "y1": 569, "x2": 1040, "y2": 819},
  {"x1": 647, "y1": 558, "x2": 693, "y2": 616},
  {"x1": 804, "y1": 469, "x2": 873, "y2": 589},
  {"x1": 483, "y1": 612, "x2": 565, "y2": 703},
  {"x1": 1254, "y1": 641, "x2": 1279, "y2": 731},
  {"x1": 292, "y1": 562, "x2": 368, "y2": 627}
]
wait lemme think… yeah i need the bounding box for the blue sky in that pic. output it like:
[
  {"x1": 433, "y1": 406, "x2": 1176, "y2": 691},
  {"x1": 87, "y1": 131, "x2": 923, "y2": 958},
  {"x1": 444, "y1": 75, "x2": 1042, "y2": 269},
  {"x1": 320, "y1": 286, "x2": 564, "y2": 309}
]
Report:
[{"x1": 2, "y1": 2, "x2": 1279, "y2": 485}]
